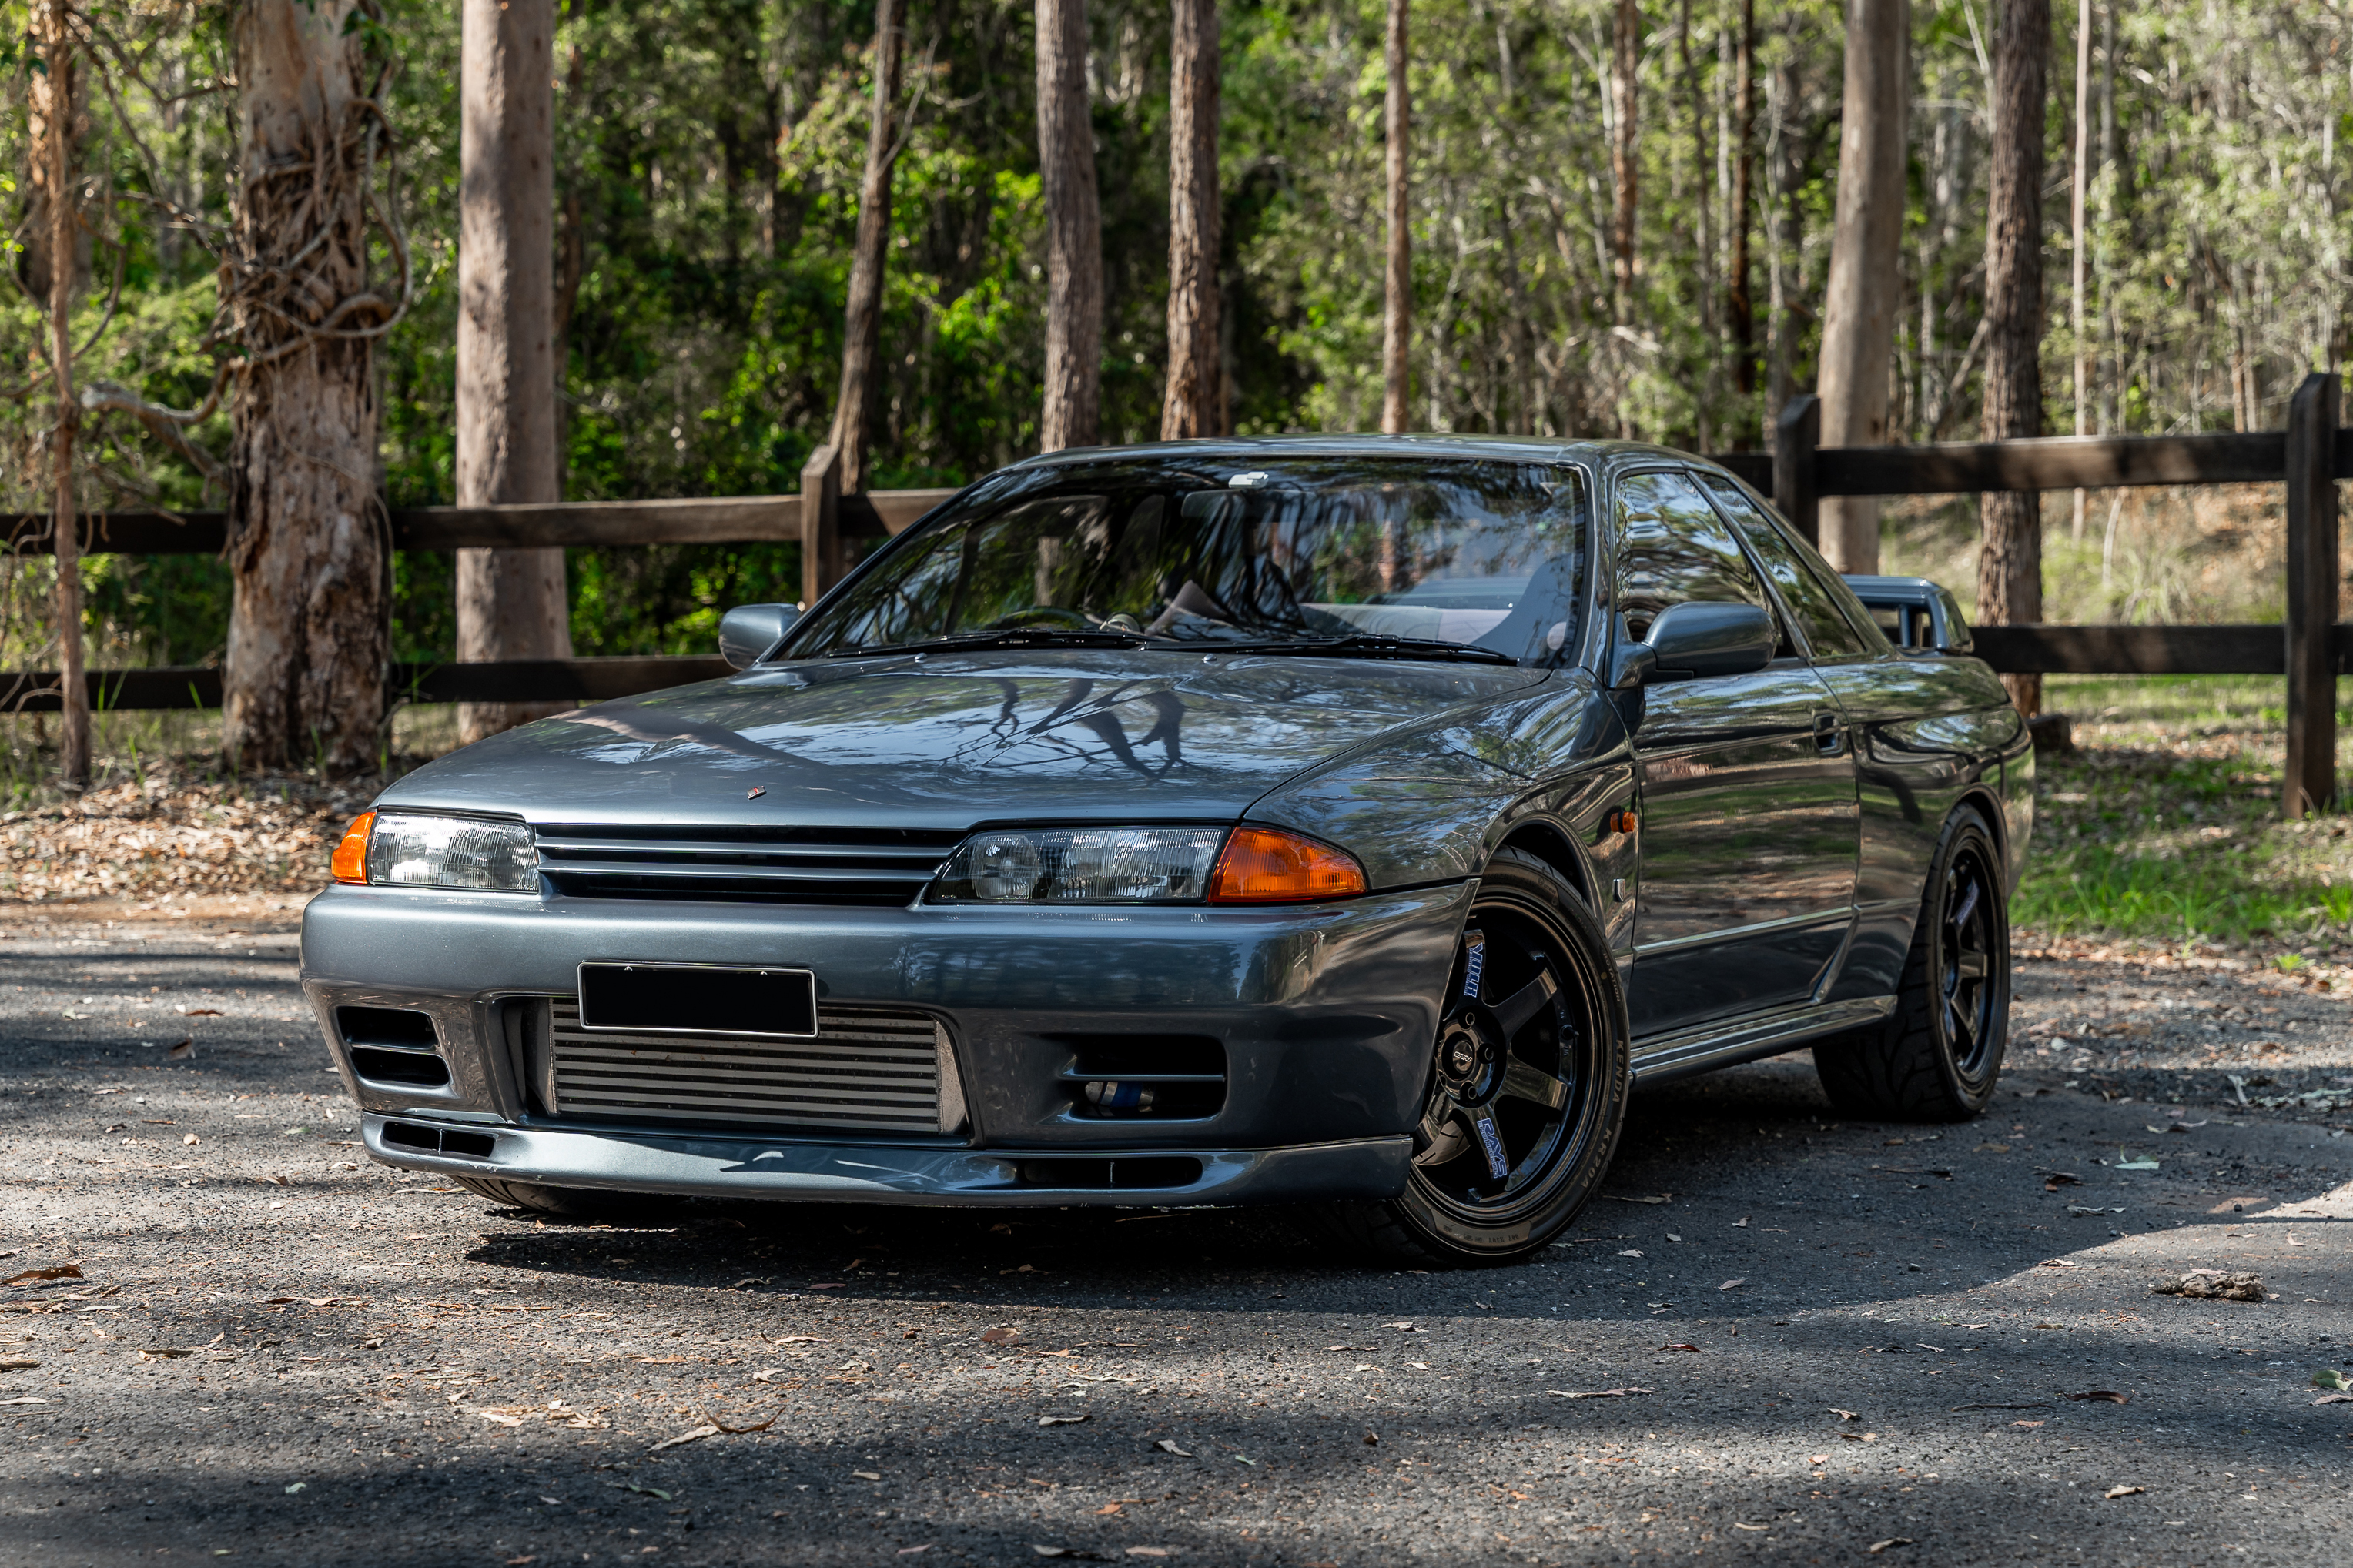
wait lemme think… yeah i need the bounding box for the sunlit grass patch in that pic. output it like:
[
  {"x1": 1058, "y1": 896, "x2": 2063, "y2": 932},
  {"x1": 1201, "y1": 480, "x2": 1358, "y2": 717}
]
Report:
[{"x1": 2018, "y1": 675, "x2": 2353, "y2": 947}]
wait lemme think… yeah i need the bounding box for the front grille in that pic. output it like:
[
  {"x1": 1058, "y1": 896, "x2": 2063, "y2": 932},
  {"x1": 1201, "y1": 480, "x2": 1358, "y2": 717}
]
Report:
[
  {"x1": 535, "y1": 824, "x2": 963, "y2": 906},
  {"x1": 547, "y1": 998, "x2": 965, "y2": 1135}
]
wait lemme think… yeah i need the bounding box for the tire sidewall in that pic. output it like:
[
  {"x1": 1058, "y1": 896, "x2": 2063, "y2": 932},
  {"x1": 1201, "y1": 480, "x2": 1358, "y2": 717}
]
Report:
[
  {"x1": 1390, "y1": 851, "x2": 1633, "y2": 1262},
  {"x1": 1924, "y1": 808, "x2": 2011, "y2": 1113}
]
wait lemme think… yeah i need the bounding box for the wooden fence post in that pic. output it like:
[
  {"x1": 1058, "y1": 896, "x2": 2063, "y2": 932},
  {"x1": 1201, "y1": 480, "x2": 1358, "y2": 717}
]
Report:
[
  {"x1": 2284, "y1": 371, "x2": 2341, "y2": 817},
  {"x1": 799, "y1": 441, "x2": 842, "y2": 610},
  {"x1": 1773, "y1": 393, "x2": 1821, "y2": 547}
]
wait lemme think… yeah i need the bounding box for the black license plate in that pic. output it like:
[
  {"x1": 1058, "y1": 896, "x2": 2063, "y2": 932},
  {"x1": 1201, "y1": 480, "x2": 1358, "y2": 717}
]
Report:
[{"x1": 577, "y1": 962, "x2": 818, "y2": 1039}]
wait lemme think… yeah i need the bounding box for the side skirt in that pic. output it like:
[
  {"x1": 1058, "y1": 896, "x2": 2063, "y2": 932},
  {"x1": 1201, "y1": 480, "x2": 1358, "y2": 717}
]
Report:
[{"x1": 1629, "y1": 995, "x2": 1898, "y2": 1086}]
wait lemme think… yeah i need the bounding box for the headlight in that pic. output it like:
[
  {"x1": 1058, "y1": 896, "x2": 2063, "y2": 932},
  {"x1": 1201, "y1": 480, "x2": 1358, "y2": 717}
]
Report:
[
  {"x1": 929, "y1": 824, "x2": 1367, "y2": 904},
  {"x1": 330, "y1": 811, "x2": 538, "y2": 893},
  {"x1": 931, "y1": 826, "x2": 1225, "y2": 903}
]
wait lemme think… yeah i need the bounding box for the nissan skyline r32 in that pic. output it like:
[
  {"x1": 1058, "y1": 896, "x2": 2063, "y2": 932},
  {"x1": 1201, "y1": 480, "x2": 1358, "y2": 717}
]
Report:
[{"x1": 301, "y1": 437, "x2": 2031, "y2": 1265}]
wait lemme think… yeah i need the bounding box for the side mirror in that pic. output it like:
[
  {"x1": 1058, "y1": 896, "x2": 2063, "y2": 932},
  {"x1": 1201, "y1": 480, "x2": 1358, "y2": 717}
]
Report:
[
  {"x1": 1642, "y1": 601, "x2": 1776, "y2": 681},
  {"x1": 1608, "y1": 638, "x2": 1658, "y2": 690},
  {"x1": 718, "y1": 603, "x2": 801, "y2": 670}
]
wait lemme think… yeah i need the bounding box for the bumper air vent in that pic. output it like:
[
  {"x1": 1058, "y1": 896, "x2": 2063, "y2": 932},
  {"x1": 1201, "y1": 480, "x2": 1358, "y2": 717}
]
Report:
[
  {"x1": 1053, "y1": 1035, "x2": 1227, "y2": 1120},
  {"x1": 544, "y1": 998, "x2": 968, "y2": 1136},
  {"x1": 534, "y1": 824, "x2": 964, "y2": 907},
  {"x1": 1016, "y1": 1157, "x2": 1203, "y2": 1190},
  {"x1": 337, "y1": 1007, "x2": 452, "y2": 1088},
  {"x1": 348, "y1": 1048, "x2": 453, "y2": 1088},
  {"x1": 382, "y1": 1121, "x2": 497, "y2": 1159}
]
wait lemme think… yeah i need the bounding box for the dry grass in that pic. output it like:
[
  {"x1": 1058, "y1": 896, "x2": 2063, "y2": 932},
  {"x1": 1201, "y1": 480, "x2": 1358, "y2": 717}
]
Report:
[{"x1": 1879, "y1": 483, "x2": 2302, "y2": 626}]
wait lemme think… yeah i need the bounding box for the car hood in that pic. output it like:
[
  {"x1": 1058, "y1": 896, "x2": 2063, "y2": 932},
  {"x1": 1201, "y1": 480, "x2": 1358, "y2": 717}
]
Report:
[{"x1": 379, "y1": 648, "x2": 1551, "y2": 829}]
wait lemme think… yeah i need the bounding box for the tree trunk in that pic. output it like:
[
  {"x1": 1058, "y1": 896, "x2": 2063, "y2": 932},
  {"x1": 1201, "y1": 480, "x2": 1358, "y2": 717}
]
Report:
[
  {"x1": 36, "y1": 2, "x2": 87, "y2": 786},
  {"x1": 1766, "y1": 18, "x2": 1799, "y2": 413},
  {"x1": 2068, "y1": 0, "x2": 2090, "y2": 538},
  {"x1": 454, "y1": 0, "x2": 568, "y2": 744},
  {"x1": 1608, "y1": 0, "x2": 1638, "y2": 325},
  {"x1": 1728, "y1": 0, "x2": 1756, "y2": 406},
  {"x1": 1978, "y1": 0, "x2": 2050, "y2": 717},
  {"x1": 1814, "y1": 0, "x2": 1908, "y2": 574},
  {"x1": 830, "y1": 0, "x2": 906, "y2": 490},
  {"x1": 1160, "y1": 0, "x2": 1220, "y2": 440},
  {"x1": 1036, "y1": 0, "x2": 1101, "y2": 451},
  {"x1": 223, "y1": 0, "x2": 390, "y2": 774},
  {"x1": 1381, "y1": 0, "x2": 1410, "y2": 433}
]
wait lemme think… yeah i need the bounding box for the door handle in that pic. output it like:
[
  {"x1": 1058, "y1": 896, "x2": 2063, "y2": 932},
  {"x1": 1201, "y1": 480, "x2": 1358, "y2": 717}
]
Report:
[{"x1": 1813, "y1": 712, "x2": 1845, "y2": 757}]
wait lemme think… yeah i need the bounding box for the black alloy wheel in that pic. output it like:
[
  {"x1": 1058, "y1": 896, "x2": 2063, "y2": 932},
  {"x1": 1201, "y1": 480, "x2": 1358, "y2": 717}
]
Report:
[
  {"x1": 1936, "y1": 831, "x2": 2003, "y2": 1082},
  {"x1": 1317, "y1": 848, "x2": 1631, "y2": 1265},
  {"x1": 1815, "y1": 807, "x2": 2011, "y2": 1121}
]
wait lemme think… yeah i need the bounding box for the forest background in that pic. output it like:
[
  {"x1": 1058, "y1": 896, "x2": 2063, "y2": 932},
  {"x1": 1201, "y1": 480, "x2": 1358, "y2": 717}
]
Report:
[{"x1": 1, "y1": 0, "x2": 2345, "y2": 677}]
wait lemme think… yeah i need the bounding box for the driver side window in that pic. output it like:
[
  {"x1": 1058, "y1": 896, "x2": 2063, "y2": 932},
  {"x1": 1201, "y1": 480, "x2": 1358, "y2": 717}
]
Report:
[{"x1": 1612, "y1": 470, "x2": 1774, "y2": 644}]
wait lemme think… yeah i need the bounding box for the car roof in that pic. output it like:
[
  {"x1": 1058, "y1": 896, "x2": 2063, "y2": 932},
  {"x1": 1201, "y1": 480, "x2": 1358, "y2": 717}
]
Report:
[
  {"x1": 1000, "y1": 433, "x2": 1735, "y2": 475},
  {"x1": 1841, "y1": 575, "x2": 1950, "y2": 603}
]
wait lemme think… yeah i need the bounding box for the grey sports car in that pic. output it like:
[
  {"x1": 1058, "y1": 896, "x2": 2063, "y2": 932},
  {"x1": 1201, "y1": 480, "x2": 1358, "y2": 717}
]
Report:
[{"x1": 303, "y1": 437, "x2": 2031, "y2": 1265}]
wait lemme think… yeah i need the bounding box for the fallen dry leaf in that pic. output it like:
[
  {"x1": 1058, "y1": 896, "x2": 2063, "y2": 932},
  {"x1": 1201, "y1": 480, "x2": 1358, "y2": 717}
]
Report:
[
  {"x1": 1548, "y1": 1387, "x2": 1653, "y2": 1399},
  {"x1": 1610, "y1": 1193, "x2": 1672, "y2": 1205},
  {"x1": 2064, "y1": 1390, "x2": 2130, "y2": 1405},
  {"x1": 1718, "y1": 1278, "x2": 1746, "y2": 1290},
  {"x1": 1658, "y1": 1342, "x2": 1702, "y2": 1353},
  {"x1": 1153, "y1": 1439, "x2": 1193, "y2": 1457},
  {"x1": 2, "y1": 1265, "x2": 83, "y2": 1288},
  {"x1": 649, "y1": 1424, "x2": 720, "y2": 1453},
  {"x1": 1037, "y1": 1413, "x2": 1089, "y2": 1426},
  {"x1": 710, "y1": 1411, "x2": 778, "y2": 1434},
  {"x1": 2104, "y1": 1485, "x2": 2145, "y2": 1500},
  {"x1": 2151, "y1": 1270, "x2": 2264, "y2": 1302},
  {"x1": 1866, "y1": 1540, "x2": 1915, "y2": 1555},
  {"x1": 1829, "y1": 1408, "x2": 1859, "y2": 1421},
  {"x1": 981, "y1": 1328, "x2": 1023, "y2": 1346}
]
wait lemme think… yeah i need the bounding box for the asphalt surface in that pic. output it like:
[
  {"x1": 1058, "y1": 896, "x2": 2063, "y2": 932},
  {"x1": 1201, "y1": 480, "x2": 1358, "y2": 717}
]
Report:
[{"x1": 2, "y1": 913, "x2": 2348, "y2": 1567}]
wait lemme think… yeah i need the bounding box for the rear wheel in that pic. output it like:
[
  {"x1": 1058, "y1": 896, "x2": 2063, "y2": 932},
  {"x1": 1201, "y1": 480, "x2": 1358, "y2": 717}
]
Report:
[
  {"x1": 1813, "y1": 807, "x2": 2010, "y2": 1121},
  {"x1": 1315, "y1": 849, "x2": 1631, "y2": 1266},
  {"x1": 451, "y1": 1175, "x2": 666, "y2": 1222}
]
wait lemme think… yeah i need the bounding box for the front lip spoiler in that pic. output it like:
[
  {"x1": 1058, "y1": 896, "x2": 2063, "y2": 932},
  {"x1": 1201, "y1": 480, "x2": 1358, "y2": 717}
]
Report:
[{"x1": 360, "y1": 1114, "x2": 1411, "y2": 1208}]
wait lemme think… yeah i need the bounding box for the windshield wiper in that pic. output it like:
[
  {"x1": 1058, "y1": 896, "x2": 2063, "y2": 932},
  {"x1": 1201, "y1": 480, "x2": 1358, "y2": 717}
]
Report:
[
  {"x1": 1215, "y1": 634, "x2": 1522, "y2": 666},
  {"x1": 829, "y1": 627, "x2": 1149, "y2": 658}
]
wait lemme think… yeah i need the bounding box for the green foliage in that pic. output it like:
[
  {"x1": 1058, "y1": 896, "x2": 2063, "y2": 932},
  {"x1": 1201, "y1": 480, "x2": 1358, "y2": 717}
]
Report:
[{"x1": 8, "y1": 0, "x2": 2352, "y2": 670}]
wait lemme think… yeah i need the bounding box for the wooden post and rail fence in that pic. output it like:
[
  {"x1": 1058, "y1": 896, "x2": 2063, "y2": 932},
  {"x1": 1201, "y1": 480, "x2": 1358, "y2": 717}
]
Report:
[{"x1": 5, "y1": 373, "x2": 2348, "y2": 811}]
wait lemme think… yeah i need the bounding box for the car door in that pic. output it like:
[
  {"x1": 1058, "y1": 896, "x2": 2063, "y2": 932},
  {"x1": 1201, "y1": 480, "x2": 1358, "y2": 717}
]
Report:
[{"x1": 1615, "y1": 469, "x2": 1861, "y2": 1041}]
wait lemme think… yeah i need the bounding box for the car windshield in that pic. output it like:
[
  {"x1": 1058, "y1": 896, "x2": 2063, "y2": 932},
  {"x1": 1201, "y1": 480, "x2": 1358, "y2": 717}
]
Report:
[{"x1": 785, "y1": 455, "x2": 1590, "y2": 664}]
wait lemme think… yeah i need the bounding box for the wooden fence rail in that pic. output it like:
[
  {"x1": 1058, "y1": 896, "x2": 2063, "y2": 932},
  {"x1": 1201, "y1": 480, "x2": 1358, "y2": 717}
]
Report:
[{"x1": 5, "y1": 376, "x2": 2347, "y2": 807}]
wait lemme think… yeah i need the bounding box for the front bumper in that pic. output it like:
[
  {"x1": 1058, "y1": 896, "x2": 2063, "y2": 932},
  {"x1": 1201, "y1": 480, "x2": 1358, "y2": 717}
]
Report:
[
  {"x1": 303, "y1": 881, "x2": 1471, "y2": 1205},
  {"x1": 360, "y1": 1112, "x2": 1413, "y2": 1206}
]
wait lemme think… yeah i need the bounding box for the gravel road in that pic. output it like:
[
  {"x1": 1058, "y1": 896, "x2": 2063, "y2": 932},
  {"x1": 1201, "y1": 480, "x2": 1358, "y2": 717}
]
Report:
[{"x1": 2, "y1": 908, "x2": 2348, "y2": 1567}]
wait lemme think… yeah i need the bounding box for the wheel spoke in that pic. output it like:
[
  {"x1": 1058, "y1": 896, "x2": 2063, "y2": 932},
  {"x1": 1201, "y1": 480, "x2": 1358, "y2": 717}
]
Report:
[
  {"x1": 1953, "y1": 947, "x2": 1990, "y2": 981},
  {"x1": 1500, "y1": 1058, "x2": 1569, "y2": 1111},
  {"x1": 1949, "y1": 876, "x2": 1981, "y2": 934},
  {"x1": 1490, "y1": 969, "x2": 1561, "y2": 1038},
  {"x1": 1463, "y1": 1105, "x2": 1511, "y2": 1182},
  {"x1": 1414, "y1": 1089, "x2": 1463, "y2": 1167}
]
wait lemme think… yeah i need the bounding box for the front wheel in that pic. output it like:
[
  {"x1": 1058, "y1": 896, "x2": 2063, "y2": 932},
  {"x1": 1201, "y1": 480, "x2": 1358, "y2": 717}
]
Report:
[
  {"x1": 1314, "y1": 849, "x2": 1632, "y2": 1267},
  {"x1": 1813, "y1": 807, "x2": 2010, "y2": 1121}
]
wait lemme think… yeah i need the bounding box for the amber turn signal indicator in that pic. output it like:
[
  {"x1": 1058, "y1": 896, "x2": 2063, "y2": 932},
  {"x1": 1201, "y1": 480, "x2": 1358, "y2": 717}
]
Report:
[
  {"x1": 1208, "y1": 826, "x2": 1367, "y2": 904},
  {"x1": 1608, "y1": 809, "x2": 1639, "y2": 835},
  {"x1": 331, "y1": 811, "x2": 376, "y2": 884}
]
